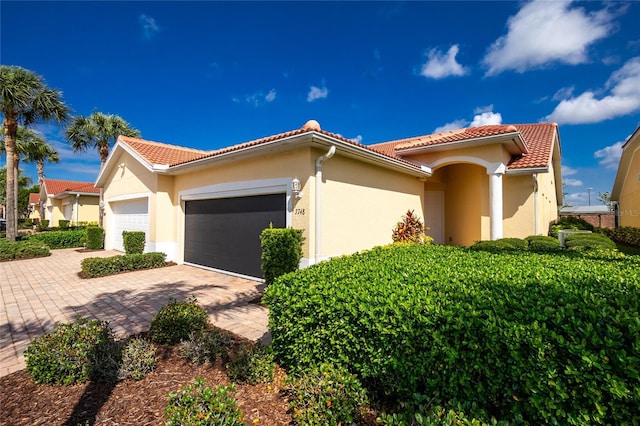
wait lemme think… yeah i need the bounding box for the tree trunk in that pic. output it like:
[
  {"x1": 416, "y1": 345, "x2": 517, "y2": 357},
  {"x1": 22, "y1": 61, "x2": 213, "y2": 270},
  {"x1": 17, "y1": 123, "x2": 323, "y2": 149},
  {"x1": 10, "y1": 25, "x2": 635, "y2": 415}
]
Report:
[
  {"x1": 98, "y1": 147, "x2": 108, "y2": 228},
  {"x1": 3, "y1": 117, "x2": 18, "y2": 241},
  {"x1": 37, "y1": 160, "x2": 45, "y2": 219}
]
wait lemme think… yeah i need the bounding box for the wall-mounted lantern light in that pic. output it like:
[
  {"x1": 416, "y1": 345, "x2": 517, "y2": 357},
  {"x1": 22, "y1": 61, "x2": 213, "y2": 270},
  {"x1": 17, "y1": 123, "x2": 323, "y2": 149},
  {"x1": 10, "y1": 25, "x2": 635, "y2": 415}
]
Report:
[{"x1": 292, "y1": 178, "x2": 303, "y2": 199}]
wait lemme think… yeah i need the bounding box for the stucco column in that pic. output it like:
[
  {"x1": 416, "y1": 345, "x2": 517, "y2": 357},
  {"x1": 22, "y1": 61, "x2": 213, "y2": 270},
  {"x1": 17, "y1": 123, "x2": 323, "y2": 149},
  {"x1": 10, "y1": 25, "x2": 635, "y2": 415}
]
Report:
[{"x1": 487, "y1": 163, "x2": 506, "y2": 240}]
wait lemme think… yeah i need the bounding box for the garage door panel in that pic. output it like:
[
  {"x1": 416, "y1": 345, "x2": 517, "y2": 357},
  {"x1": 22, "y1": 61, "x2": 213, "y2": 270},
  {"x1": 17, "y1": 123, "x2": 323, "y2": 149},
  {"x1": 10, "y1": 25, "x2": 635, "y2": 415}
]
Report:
[
  {"x1": 111, "y1": 199, "x2": 149, "y2": 252},
  {"x1": 184, "y1": 193, "x2": 286, "y2": 278}
]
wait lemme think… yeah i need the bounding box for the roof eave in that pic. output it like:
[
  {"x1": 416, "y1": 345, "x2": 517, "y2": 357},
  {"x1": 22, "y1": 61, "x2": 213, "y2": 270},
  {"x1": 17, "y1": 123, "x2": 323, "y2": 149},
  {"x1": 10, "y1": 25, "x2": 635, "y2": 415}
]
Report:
[
  {"x1": 95, "y1": 138, "x2": 154, "y2": 187},
  {"x1": 396, "y1": 132, "x2": 528, "y2": 156},
  {"x1": 505, "y1": 166, "x2": 549, "y2": 175}
]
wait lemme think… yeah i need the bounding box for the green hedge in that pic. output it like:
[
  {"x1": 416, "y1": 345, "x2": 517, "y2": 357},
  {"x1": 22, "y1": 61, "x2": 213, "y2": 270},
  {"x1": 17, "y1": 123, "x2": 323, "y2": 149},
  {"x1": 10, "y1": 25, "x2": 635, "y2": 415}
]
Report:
[
  {"x1": 123, "y1": 231, "x2": 145, "y2": 254},
  {"x1": 564, "y1": 232, "x2": 616, "y2": 251},
  {"x1": 80, "y1": 252, "x2": 167, "y2": 278},
  {"x1": 37, "y1": 219, "x2": 49, "y2": 231},
  {"x1": 28, "y1": 229, "x2": 85, "y2": 249},
  {"x1": 472, "y1": 236, "x2": 561, "y2": 253},
  {"x1": 58, "y1": 219, "x2": 70, "y2": 229},
  {"x1": 0, "y1": 238, "x2": 50, "y2": 261},
  {"x1": 85, "y1": 226, "x2": 104, "y2": 250},
  {"x1": 550, "y1": 216, "x2": 595, "y2": 237},
  {"x1": 601, "y1": 226, "x2": 640, "y2": 248},
  {"x1": 260, "y1": 227, "x2": 304, "y2": 284},
  {"x1": 264, "y1": 244, "x2": 640, "y2": 424}
]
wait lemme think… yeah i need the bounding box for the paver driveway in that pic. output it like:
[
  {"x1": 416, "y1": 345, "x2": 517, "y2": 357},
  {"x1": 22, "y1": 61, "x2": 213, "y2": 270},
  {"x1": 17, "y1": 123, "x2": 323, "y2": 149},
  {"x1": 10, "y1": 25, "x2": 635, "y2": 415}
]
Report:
[{"x1": 0, "y1": 248, "x2": 270, "y2": 377}]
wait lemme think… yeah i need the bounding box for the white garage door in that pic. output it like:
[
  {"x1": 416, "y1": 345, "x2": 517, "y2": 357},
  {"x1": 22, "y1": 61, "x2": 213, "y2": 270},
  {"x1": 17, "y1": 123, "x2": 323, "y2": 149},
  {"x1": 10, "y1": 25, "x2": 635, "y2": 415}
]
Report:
[{"x1": 111, "y1": 198, "x2": 149, "y2": 252}]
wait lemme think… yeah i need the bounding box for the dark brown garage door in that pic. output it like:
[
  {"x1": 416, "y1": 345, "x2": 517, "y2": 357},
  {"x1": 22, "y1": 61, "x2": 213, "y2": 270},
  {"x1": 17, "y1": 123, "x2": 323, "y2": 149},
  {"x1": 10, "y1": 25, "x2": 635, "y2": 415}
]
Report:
[{"x1": 184, "y1": 193, "x2": 286, "y2": 278}]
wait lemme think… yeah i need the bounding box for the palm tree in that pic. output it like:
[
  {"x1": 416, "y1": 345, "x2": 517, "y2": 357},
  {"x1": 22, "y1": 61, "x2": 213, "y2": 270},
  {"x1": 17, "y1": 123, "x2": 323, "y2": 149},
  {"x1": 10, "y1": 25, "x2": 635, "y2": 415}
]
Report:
[
  {"x1": 22, "y1": 135, "x2": 59, "y2": 218},
  {"x1": 66, "y1": 111, "x2": 139, "y2": 226},
  {"x1": 0, "y1": 66, "x2": 69, "y2": 241},
  {"x1": 66, "y1": 111, "x2": 139, "y2": 168}
]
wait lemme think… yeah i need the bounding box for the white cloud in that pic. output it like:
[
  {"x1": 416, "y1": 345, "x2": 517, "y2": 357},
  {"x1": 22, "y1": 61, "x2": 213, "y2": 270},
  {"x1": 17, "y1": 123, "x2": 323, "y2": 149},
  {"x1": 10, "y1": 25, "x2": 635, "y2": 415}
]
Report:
[
  {"x1": 307, "y1": 84, "x2": 328, "y2": 102},
  {"x1": 562, "y1": 165, "x2": 578, "y2": 176},
  {"x1": 565, "y1": 191, "x2": 590, "y2": 205},
  {"x1": 351, "y1": 135, "x2": 363, "y2": 143},
  {"x1": 552, "y1": 86, "x2": 575, "y2": 101},
  {"x1": 594, "y1": 141, "x2": 624, "y2": 170},
  {"x1": 433, "y1": 107, "x2": 503, "y2": 133},
  {"x1": 420, "y1": 45, "x2": 468, "y2": 79},
  {"x1": 564, "y1": 178, "x2": 583, "y2": 187},
  {"x1": 139, "y1": 14, "x2": 160, "y2": 40},
  {"x1": 482, "y1": 0, "x2": 614, "y2": 75},
  {"x1": 235, "y1": 89, "x2": 277, "y2": 107},
  {"x1": 265, "y1": 89, "x2": 277, "y2": 103},
  {"x1": 546, "y1": 57, "x2": 640, "y2": 124}
]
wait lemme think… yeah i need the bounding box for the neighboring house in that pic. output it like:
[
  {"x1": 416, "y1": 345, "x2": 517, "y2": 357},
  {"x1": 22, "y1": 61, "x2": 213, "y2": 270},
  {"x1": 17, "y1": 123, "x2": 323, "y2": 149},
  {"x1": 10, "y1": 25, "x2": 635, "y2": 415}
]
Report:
[
  {"x1": 611, "y1": 126, "x2": 640, "y2": 228},
  {"x1": 96, "y1": 120, "x2": 562, "y2": 279},
  {"x1": 28, "y1": 193, "x2": 41, "y2": 222},
  {"x1": 40, "y1": 179, "x2": 100, "y2": 226},
  {"x1": 559, "y1": 205, "x2": 615, "y2": 229}
]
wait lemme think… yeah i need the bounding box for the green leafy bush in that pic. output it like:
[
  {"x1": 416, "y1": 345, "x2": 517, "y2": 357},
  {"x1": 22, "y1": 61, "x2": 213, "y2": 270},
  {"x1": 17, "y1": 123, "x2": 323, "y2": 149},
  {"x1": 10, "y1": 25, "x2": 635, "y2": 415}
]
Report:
[
  {"x1": 165, "y1": 379, "x2": 245, "y2": 426},
  {"x1": 179, "y1": 328, "x2": 234, "y2": 364},
  {"x1": 58, "y1": 219, "x2": 70, "y2": 229},
  {"x1": 80, "y1": 252, "x2": 166, "y2": 278},
  {"x1": 285, "y1": 363, "x2": 368, "y2": 426},
  {"x1": 601, "y1": 226, "x2": 640, "y2": 248},
  {"x1": 470, "y1": 239, "x2": 522, "y2": 252},
  {"x1": 37, "y1": 219, "x2": 49, "y2": 231},
  {"x1": 117, "y1": 337, "x2": 157, "y2": 381},
  {"x1": 123, "y1": 230, "x2": 145, "y2": 254},
  {"x1": 0, "y1": 238, "x2": 50, "y2": 261},
  {"x1": 265, "y1": 244, "x2": 640, "y2": 424},
  {"x1": 549, "y1": 216, "x2": 594, "y2": 237},
  {"x1": 150, "y1": 297, "x2": 209, "y2": 345},
  {"x1": 85, "y1": 226, "x2": 104, "y2": 249},
  {"x1": 29, "y1": 229, "x2": 85, "y2": 249},
  {"x1": 24, "y1": 317, "x2": 120, "y2": 385},
  {"x1": 260, "y1": 226, "x2": 304, "y2": 285},
  {"x1": 227, "y1": 343, "x2": 274, "y2": 385},
  {"x1": 392, "y1": 210, "x2": 432, "y2": 244},
  {"x1": 525, "y1": 235, "x2": 562, "y2": 252},
  {"x1": 22, "y1": 218, "x2": 33, "y2": 227},
  {"x1": 564, "y1": 232, "x2": 616, "y2": 251}
]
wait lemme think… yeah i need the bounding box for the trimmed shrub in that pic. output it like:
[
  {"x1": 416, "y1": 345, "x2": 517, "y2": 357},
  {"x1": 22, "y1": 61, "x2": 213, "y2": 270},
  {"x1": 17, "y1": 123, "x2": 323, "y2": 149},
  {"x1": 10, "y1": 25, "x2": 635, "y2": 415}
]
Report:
[
  {"x1": 29, "y1": 229, "x2": 85, "y2": 249},
  {"x1": 37, "y1": 219, "x2": 49, "y2": 231},
  {"x1": 80, "y1": 252, "x2": 166, "y2": 278},
  {"x1": 123, "y1": 231, "x2": 145, "y2": 254},
  {"x1": 227, "y1": 343, "x2": 274, "y2": 385},
  {"x1": 525, "y1": 235, "x2": 562, "y2": 252},
  {"x1": 286, "y1": 363, "x2": 368, "y2": 426},
  {"x1": 564, "y1": 232, "x2": 616, "y2": 251},
  {"x1": 58, "y1": 219, "x2": 70, "y2": 229},
  {"x1": 0, "y1": 239, "x2": 50, "y2": 261},
  {"x1": 392, "y1": 210, "x2": 432, "y2": 244},
  {"x1": 260, "y1": 226, "x2": 304, "y2": 285},
  {"x1": 85, "y1": 226, "x2": 104, "y2": 249},
  {"x1": 24, "y1": 317, "x2": 120, "y2": 385},
  {"x1": 265, "y1": 244, "x2": 640, "y2": 424},
  {"x1": 549, "y1": 216, "x2": 594, "y2": 237},
  {"x1": 165, "y1": 379, "x2": 244, "y2": 426},
  {"x1": 471, "y1": 239, "x2": 521, "y2": 252},
  {"x1": 117, "y1": 337, "x2": 157, "y2": 381},
  {"x1": 22, "y1": 218, "x2": 33, "y2": 228},
  {"x1": 150, "y1": 297, "x2": 209, "y2": 345},
  {"x1": 179, "y1": 328, "x2": 234, "y2": 365},
  {"x1": 601, "y1": 226, "x2": 640, "y2": 248}
]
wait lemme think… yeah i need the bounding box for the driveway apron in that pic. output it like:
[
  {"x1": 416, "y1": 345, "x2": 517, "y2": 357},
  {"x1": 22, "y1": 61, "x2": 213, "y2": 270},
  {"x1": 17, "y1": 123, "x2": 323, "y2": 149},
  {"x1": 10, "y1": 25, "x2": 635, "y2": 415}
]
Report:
[{"x1": 0, "y1": 248, "x2": 269, "y2": 377}]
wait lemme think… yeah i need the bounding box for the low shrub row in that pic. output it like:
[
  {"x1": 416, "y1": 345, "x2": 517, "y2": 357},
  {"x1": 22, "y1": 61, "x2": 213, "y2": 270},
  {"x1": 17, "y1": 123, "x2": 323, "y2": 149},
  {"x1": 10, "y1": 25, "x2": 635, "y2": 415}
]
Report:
[
  {"x1": 80, "y1": 252, "x2": 166, "y2": 278},
  {"x1": 549, "y1": 215, "x2": 594, "y2": 237},
  {"x1": 0, "y1": 238, "x2": 50, "y2": 261},
  {"x1": 264, "y1": 244, "x2": 640, "y2": 424},
  {"x1": 166, "y1": 379, "x2": 244, "y2": 426},
  {"x1": 260, "y1": 226, "x2": 304, "y2": 285},
  {"x1": 471, "y1": 235, "x2": 561, "y2": 253},
  {"x1": 28, "y1": 229, "x2": 85, "y2": 249},
  {"x1": 564, "y1": 231, "x2": 617, "y2": 251},
  {"x1": 601, "y1": 226, "x2": 640, "y2": 247}
]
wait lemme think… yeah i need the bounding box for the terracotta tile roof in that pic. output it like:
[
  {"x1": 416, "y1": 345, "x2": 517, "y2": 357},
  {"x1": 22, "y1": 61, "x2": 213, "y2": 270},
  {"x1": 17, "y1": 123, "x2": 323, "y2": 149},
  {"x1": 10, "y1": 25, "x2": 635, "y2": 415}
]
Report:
[
  {"x1": 120, "y1": 127, "x2": 420, "y2": 170},
  {"x1": 43, "y1": 179, "x2": 100, "y2": 195},
  {"x1": 29, "y1": 193, "x2": 40, "y2": 204},
  {"x1": 370, "y1": 123, "x2": 557, "y2": 170},
  {"x1": 119, "y1": 136, "x2": 209, "y2": 167},
  {"x1": 507, "y1": 123, "x2": 557, "y2": 169}
]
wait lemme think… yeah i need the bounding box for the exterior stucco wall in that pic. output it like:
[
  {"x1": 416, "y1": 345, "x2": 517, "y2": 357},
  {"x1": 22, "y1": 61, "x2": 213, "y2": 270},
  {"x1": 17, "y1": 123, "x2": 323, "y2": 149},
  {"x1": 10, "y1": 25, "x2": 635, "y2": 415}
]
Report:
[
  {"x1": 75, "y1": 196, "x2": 100, "y2": 224},
  {"x1": 618, "y1": 143, "x2": 640, "y2": 227},
  {"x1": 503, "y1": 175, "x2": 535, "y2": 238},
  {"x1": 407, "y1": 144, "x2": 509, "y2": 169},
  {"x1": 320, "y1": 152, "x2": 424, "y2": 258}
]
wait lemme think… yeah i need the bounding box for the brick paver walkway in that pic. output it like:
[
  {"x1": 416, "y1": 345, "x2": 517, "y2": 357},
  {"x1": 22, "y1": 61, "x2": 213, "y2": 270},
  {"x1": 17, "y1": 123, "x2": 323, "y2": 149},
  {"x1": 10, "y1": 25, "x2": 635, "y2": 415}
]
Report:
[{"x1": 0, "y1": 248, "x2": 269, "y2": 377}]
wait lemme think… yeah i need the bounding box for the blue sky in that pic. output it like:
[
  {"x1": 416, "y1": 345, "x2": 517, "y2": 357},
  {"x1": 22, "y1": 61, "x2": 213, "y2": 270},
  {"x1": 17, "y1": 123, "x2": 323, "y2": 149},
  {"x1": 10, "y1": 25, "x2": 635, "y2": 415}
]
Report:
[{"x1": 2, "y1": 1, "x2": 639, "y2": 206}]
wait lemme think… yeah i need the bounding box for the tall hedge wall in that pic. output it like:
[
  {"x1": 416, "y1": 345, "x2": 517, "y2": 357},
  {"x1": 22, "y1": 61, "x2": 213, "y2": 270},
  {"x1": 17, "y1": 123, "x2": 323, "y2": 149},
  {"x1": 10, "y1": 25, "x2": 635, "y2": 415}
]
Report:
[{"x1": 264, "y1": 244, "x2": 640, "y2": 424}]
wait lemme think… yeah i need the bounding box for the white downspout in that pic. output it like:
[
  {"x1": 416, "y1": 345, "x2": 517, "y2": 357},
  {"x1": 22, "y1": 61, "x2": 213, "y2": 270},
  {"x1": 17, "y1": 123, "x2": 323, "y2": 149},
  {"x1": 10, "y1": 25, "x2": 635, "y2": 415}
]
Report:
[
  {"x1": 533, "y1": 173, "x2": 539, "y2": 235},
  {"x1": 315, "y1": 145, "x2": 336, "y2": 264},
  {"x1": 75, "y1": 194, "x2": 80, "y2": 226}
]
